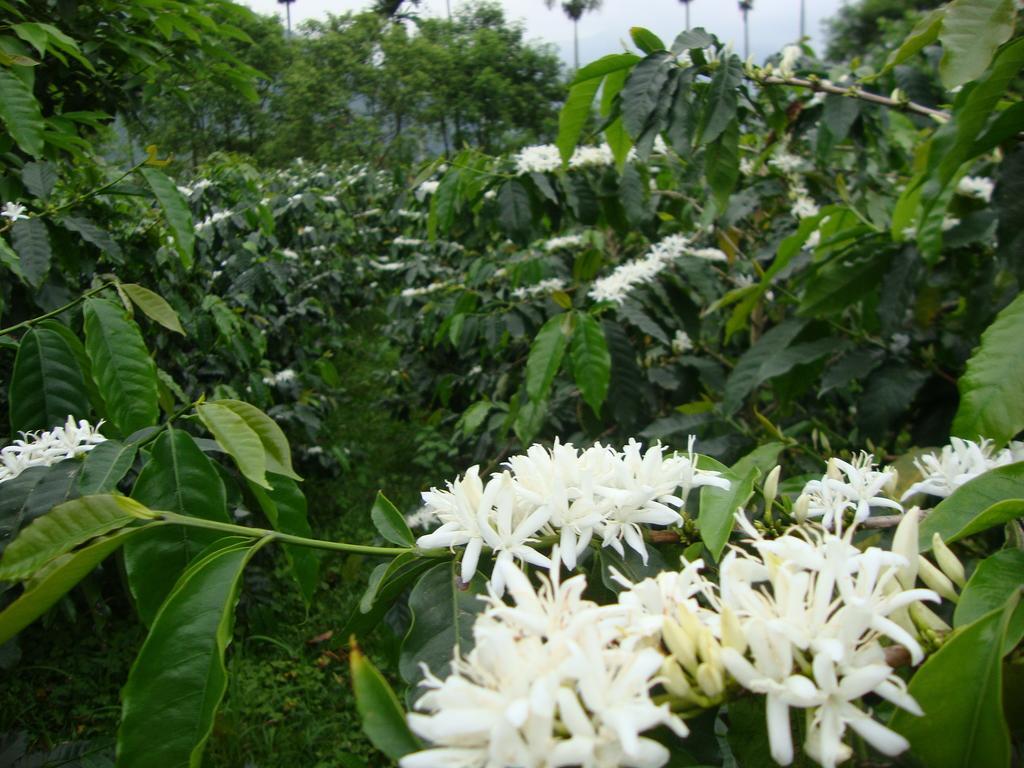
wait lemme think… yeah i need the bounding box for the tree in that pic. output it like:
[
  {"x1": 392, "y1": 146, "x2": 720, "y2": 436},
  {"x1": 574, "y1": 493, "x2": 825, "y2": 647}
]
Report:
[
  {"x1": 739, "y1": 0, "x2": 753, "y2": 58},
  {"x1": 544, "y1": 0, "x2": 603, "y2": 70},
  {"x1": 680, "y1": 0, "x2": 695, "y2": 31},
  {"x1": 825, "y1": 0, "x2": 944, "y2": 61}
]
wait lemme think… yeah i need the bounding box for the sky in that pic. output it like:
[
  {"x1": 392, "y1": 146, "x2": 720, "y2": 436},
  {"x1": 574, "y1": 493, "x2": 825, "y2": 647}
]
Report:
[{"x1": 239, "y1": 0, "x2": 846, "y2": 65}]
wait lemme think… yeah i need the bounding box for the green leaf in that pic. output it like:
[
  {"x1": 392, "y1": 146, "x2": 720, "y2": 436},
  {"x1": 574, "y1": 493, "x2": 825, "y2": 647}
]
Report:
[
  {"x1": 82, "y1": 298, "x2": 159, "y2": 437},
  {"x1": 59, "y1": 215, "x2": 123, "y2": 263},
  {"x1": 139, "y1": 167, "x2": 194, "y2": 269},
  {"x1": 126, "y1": 427, "x2": 230, "y2": 626},
  {"x1": 117, "y1": 538, "x2": 266, "y2": 768},
  {"x1": 939, "y1": 0, "x2": 1016, "y2": 90},
  {"x1": 0, "y1": 463, "x2": 81, "y2": 558},
  {"x1": 78, "y1": 440, "x2": 138, "y2": 495},
  {"x1": 11, "y1": 218, "x2": 51, "y2": 287},
  {"x1": 721, "y1": 320, "x2": 807, "y2": 415},
  {"x1": 621, "y1": 52, "x2": 673, "y2": 140},
  {"x1": 571, "y1": 52, "x2": 641, "y2": 86},
  {"x1": 891, "y1": 592, "x2": 1019, "y2": 768},
  {"x1": 954, "y1": 549, "x2": 1024, "y2": 651},
  {"x1": 195, "y1": 402, "x2": 269, "y2": 489},
  {"x1": 0, "y1": 68, "x2": 44, "y2": 156},
  {"x1": 671, "y1": 28, "x2": 714, "y2": 54},
  {"x1": 952, "y1": 291, "x2": 1024, "y2": 447},
  {"x1": 497, "y1": 180, "x2": 533, "y2": 241},
  {"x1": 400, "y1": 559, "x2": 488, "y2": 688},
  {"x1": 513, "y1": 396, "x2": 548, "y2": 446},
  {"x1": 21, "y1": 161, "x2": 57, "y2": 200},
  {"x1": 35, "y1": 319, "x2": 106, "y2": 421},
  {"x1": 918, "y1": 463, "x2": 1024, "y2": 548},
  {"x1": 350, "y1": 643, "x2": 421, "y2": 762},
  {"x1": 798, "y1": 250, "x2": 890, "y2": 317},
  {"x1": 698, "y1": 455, "x2": 758, "y2": 561},
  {"x1": 119, "y1": 283, "x2": 185, "y2": 335},
  {"x1": 8, "y1": 327, "x2": 90, "y2": 434},
  {"x1": 0, "y1": 495, "x2": 152, "y2": 581},
  {"x1": 371, "y1": 492, "x2": 414, "y2": 547},
  {"x1": 526, "y1": 313, "x2": 573, "y2": 402},
  {"x1": 557, "y1": 77, "x2": 604, "y2": 166},
  {"x1": 0, "y1": 236, "x2": 24, "y2": 281},
  {"x1": 602, "y1": 69, "x2": 633, "y2": 166},
  {"x1": 248, "y1": 474, "x2": 320, "y2": 605},
  {"x1": 697, "y1": 56, "x2": 743, "y2": 146},
  {"x1": 0, "y1": 526, "x2": 146, "y2": 645},
  {"x1": 880, "y1": 8, "x2": 945, "y2": 76},
  {"x1": 571, "y1": 312, "x2": 611, "y2": 416},
  {"x1": 206, "y1": 399, "x2": 299, "y2": 481},
  {"x1": 630, "y1": 27, "x2": 666, "y2": 55},
  {"x1": 705, "y1": 118, "x2": 740, "y2": 210}
]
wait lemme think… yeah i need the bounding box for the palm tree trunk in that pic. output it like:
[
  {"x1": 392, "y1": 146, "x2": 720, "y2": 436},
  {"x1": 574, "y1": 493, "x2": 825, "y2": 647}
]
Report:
[
  {"x1": 743, "y1": 9, "x2": 750, "y2": 59},
  {"x1": 686, "y1": 3, "x2": 690, "y2": 30},
  {"x1": 574, "y1": 19, "x2": 579, "y2": 70},
  {"x1": 799, "y1": 0, "x2": 806, "y2": 39}
]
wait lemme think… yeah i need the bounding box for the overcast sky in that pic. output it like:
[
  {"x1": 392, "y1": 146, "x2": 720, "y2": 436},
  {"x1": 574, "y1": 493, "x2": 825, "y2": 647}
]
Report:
[{"x1": 239, "y1": 0, "x2": 845, "y2": 65}]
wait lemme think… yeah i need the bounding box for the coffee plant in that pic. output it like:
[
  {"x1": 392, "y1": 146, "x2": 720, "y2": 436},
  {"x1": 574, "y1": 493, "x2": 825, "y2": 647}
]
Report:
[{"x1": 1, "y1": 0, "x2": 1022, "y2": 766}]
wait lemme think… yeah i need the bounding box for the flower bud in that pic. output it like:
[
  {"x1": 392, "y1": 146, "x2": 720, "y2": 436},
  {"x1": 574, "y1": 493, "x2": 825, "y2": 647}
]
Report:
[
  {"x1": 910, "y1": 601, "x2": 950, "y2": 632},
  {"x1": 696, "y1": 662, "x2": 725, "y2": 699},
  {"x1": 661, "y1": 657, "x2": 693, "y2": 699},
  {"x1": 720, "y1": 605, "x2": 748, "y2": 655},
  {"x1": 698, "y1": 630, "x2": 722, "y2": 669},
  {"x1": 891, "y1": 509, "x2": 919, "y2": 589},
  {"x1": 763, "y1": 465, "x2": 781, "y2": 511},
  {"x1": 793, "y1": 493, "x2": 810, "y2": 523},
  {"x1": 663, "y1": 617, "x2": 699, "y2": 674},
  {"x1": 826, "y1": 457, "x2": 841, "y2": 481},
  {"x1": 931, "y1": 533, "x2": 966, "y2": 588},
  {"x1": 917, "y1": 555, "x2": 959, "y2": 603}
]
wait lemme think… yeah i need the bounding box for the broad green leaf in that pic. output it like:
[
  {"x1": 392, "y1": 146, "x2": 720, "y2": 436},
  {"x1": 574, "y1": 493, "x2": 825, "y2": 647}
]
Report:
[
  {"x1": 58, "y1": 215, "x2": 123, "y2": 263},
  {"x1": 0, "y1": 236, "x2": 24, "y2": 281},
  {"x1": 371, "y1": 492, "x2": 415, "y2": 547},
  {"x1": 671, "y1": 28, "x2": 714, "y2": 54},
  {"x1": 699, "y1": 455, "x2": 758, "y2": 561},
  {"x1": 602, "y1": 68, "x2": 633, "y2": 166},
  {"x1": 798, "y1": 250, "x2": 890, "y2": 317},
  {"x1": 359, "y1": 551, "x2": 421, "y2": 614},
  {"x1": 557, "y1": 76, "x2": 604, "y2": 165},
  {"x1": 513, "y1": 396, "x2": 548, "y2": 446},
  {"x1": 248, "y1": 474, "x2": 320, "y2": 605},
  {"x1": 21, "y1": 161, "x2": 57, "y2": 200},
  {"x1": 350, "y1": 643, "x2": 421, "y2": 761},
  {"x1": 11, "y1": 218, "x2": 51, "y2": 287},
  {"x1": 697, "y1": 56, "x2": 743, "y2": 145},
  {"x1": 35, "y1": 319, "x2": 107, "y2": 421},
  {"x1": 82, "y1": 298, "x2": 159, "y2": 437},
  {"x1": 78, "y1": 440, "x2": 138, "y2": 495},
  {"x1": 571, "y1": 312, "x2": 611, "y2": 416},
  {"x1": 955, "y1": 549, "x2": 1024, "y2": 650},
  {"x1": 621, "y1": 52, "x2": 673, "y2": 140},
  {"x1": 400, "y1": 559, "x2": 488, "y2": 688},
  {"x1": 952, "y1": 291, "x2": 1024, "y2": 447},
  {"x1": 705, "y1": 118, "x2": 740, "y2": 210},
  {"x1": 497, "y1": 180, "x2": 532, "y2": 241},
  {"x1": 126, "y1": 427, "x2": 230, "y2": 626},
  {"x1": 8, "y1": 327, "x2": 89, "y2": 434},
  {"x1": 0, "y1": 495, "x2": 152, "y2": 581},
  {"x1": 196, "y1": 402, "x2": 269, "y2": 488},
  {"x1": 117, "y1": 538, "x2": 266, "y2": 768},
  {"x1": 891, "y1": 592, "x2": 1019, "y2": 768},
  {"x1": 939, "y1": 0, "x2": 1016, "y2": 90},
  {"x1": 526, "y1": 314, "x2": 573, "y2": 402},
  {"x1": 721, "y1": 320, "x2": 807, "y2": 415},
  {"x1": 570, "y1": 52, "x2": 641, "y2": 87},
  {"x1": 139, "y1": 167, "x2": 194, "y2": 269},
  {"x1": 880, "y1": 8, "x2": 944, "y2": 75},
  {"x1": 206, "y1": 399, "x2": 299, "y2": 481},
  {"x1": 0, "y1": 463, "x2": 81, "y2": 557},
  {"x1": 918, "y1": 463, "x2": 1024, "y2": 548},
  {"x1": 0, "y1": 526, "x2": 148, "y2": 645},
  {"x1": 0, "y1": 68, "x2": 44, "y2": 156},
  {"x1": 119, "y1": 283, "x2": 185, "y2": 335},
  {"x1": 630, "y1": 27, "x2": 666, "y2": 55}
]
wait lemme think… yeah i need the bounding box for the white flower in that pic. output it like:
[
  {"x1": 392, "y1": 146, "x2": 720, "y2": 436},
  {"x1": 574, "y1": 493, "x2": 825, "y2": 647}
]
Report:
[
  {"x1": 416, "y1": 180, "x2": 440, "y2": 201},
  {"x1": 671, "y1": 330, "x2": 693, "y2": 354},
  {"x1": 940, "y1": 216, "x2": 960, "y2": 232},
  {"x1": 193, "y1": 179, "x2": 212, "y2": 191},
  {"x1": 901, "y1": 437, "x2": 1015, "y2": 500},
  {"x1": 544, "y1": 234, "x2": 584, "y2": 251},
  {"x1": 569, "y1": 144, "x2": 616, "y2": 169},
  {"x1": 805, "y1": 230, "x2": 821, "y2": 249},
  {"x1": 777, "y1": 45, "x2": 802, "y2": 78},
  {"x1": 393, "y1": 236, "x2": 426, "y2": 247},
  {"x1": 511, "y1": 278, "x2": 566, "y2": 300},
  {"x1": 770, "y1": 151, "x2": 803, "y2": 174},
  {"x1": 262, "y1": 368, "x2": 297, "y2": 387},
  {"x1": 322, "y1": 194, "x2": 338, "y2": 204},
  {"x1": 889, "y1": 333, "x2": 910, "y2": 353},
  {"x1": 514, "y1": 144, "x2": 563, "y2": 174},
  {"x1": 401, "y1": 282, "x2": 447, "y2": 298},
  {"x1": 2, "y1": 202, "x2": 29, "y2": 222},
  {"x1": 0, "y1": 416, "x2": 107, "y2": 484},
  {"x1": 297, "y1": 225, "x2": 315, "y2": 235},
  {"x1": 281, "y1": 248, "x2": 299, "y2": 260},
  {"x1": 792, "y1": 196, "x2": 820, "y2": 219},
  {"x1": 588, "y1": 234, "x2": 693, "y2": 304},
  {"x1": 955, "y1": 175, "x2": 994, "y2": 203},
  {"x1": 176, "y1": 185, "x2": 194, "y2": 197},
  {"x1": 687, "y1": 247, "x2": 728, "y2": 262}
]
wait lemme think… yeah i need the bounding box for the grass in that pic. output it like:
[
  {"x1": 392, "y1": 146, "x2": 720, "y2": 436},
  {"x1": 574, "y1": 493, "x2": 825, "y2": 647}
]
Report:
[{"x1": 0, "y1": 306, "x2": 454, "y2": 767}]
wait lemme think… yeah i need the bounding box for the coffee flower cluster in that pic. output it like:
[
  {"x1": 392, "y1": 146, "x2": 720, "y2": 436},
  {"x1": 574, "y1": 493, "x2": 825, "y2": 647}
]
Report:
[
  {"x1": 588, "y1": 235, "x2": 726, "y2": 305},
  {"x1": 0, "y1": 416, "x2": 107, "y2": 484},
  {"x1": 415, "y1": 438, "x2": 729, "y2": 589}
]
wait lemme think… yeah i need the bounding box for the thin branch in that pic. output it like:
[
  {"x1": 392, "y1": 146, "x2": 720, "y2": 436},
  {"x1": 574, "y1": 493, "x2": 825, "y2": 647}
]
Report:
[{"x1": 757, "y1": 75, "x2": 950, "y2": 122}]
